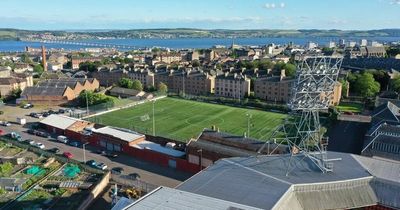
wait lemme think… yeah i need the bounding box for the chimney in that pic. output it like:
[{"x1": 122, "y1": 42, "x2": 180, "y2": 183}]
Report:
[{"x1": 41, "y1": 45, "x2": 47, "y2": 71}]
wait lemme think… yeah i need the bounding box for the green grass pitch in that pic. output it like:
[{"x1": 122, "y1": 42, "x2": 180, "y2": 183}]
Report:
[{"x1": 89, "y1": 97, "x2": 287, "y2": 142}]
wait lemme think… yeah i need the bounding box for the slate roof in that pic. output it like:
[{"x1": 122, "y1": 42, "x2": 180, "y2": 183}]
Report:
[{"x1": 22, "y1": 86, "x2": 68, "y2": 96}]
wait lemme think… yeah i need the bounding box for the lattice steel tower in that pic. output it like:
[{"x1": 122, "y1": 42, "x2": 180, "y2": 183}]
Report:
[{"x1": 258, "y1": 56, "x2": 343, "y2": 175}]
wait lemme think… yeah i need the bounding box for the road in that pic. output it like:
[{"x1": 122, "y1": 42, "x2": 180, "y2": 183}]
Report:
[{"x1": 0, "y1": 107, "x2": 192, "y2": 187}]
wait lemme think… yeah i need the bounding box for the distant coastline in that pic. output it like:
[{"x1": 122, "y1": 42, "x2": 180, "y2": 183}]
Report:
[{"x1": 1, "y1": 28, "x2": 400, "y2": 41}]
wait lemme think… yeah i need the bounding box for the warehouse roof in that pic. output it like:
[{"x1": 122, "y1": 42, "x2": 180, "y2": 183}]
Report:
[
  {"x1": 40, "y1": 114, "x2": 85, "y2": 130},
  {"x1": 124, "y1": 186, "x2": 262, "y2": 210},
  {"x1": 177, "y1": 152, "x2": 400, "y2": 210},
  {"x1": 133, "y1": 140, "x2": 185, "y2": 157},
  {"x1": 93, "y1": 126, "x2": 144, "y2": 142}
]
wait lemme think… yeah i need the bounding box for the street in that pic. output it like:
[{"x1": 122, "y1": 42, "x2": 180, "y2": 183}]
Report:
[{"x1": 0, "y1": 106, "x2": 192, "y2": 187}]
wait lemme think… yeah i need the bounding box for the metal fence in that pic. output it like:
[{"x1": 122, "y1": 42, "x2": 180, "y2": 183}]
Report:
[{"x1": 110, "y1": 174, "x2": 158, "y2": 193}]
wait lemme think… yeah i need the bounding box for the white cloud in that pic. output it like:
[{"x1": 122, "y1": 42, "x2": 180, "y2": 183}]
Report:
[{"x1": 263, "y1": 2, "x2": 285, "y2": 9}]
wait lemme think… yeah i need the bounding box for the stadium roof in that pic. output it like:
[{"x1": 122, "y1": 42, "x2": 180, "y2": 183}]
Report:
[
  {"x1": 93, "y1": 126, "x2": 145, "y2": 142},
  {"x1": 177, "y1": 152, "x2": 400, "y2": 210},
  {"x1": 40, "y1": 114, "x2": 85, "y2": 130},
  {"x1": 123, "y1": 186, "x2": 262, "y2": 210},
  {"x1": 133, "y1": 140, "x2": 185, "y2": 157}
]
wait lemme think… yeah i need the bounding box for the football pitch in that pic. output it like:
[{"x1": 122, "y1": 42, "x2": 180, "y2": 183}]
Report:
[{"x1": 89, "y1": 97, "x2": 287, "y2": 142}]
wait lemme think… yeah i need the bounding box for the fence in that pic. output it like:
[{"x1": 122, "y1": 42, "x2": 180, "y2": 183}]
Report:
[{"x1": 110, "y1": 174, "x2": 158, "y2": 193}]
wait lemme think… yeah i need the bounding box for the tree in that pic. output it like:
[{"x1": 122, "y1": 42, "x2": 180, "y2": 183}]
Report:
[
  {"x1": 78, "y1": 90, "x2": 113, "y2": 106},
  {"x1": 20, "y1": 53, "x2": 32, "y2": 64},
  {"x1": 33, "y1": 64, "x2": 44, "y2": 75},
  {"x1": 132, "y1": 80, "x2": 143, "y2": 91},
  {"x1": 338, "y1": 78, "x2": 349, "y2": 98},
  {"x1": 79, "y1": 61, "x2": 100, "y2": 72},
  {"x1": 157, "y1": 82, "x2": 168, "y2": 94},
  {"x1": 283, "y1": 63, "x2": 296, "y2": 77},
  {"x1": 390, "y1": 76, "x2": 400, "y2": 92},
  {"x1": 366, "y1": 69, "x2": 390, "y2": 91},
  {"x1": 118, "y1": 78, "x2": 134, "y2": 89},
  {"x1": 353, "y1": 72, "x2": 380, "y2": 98},
  {"x1": 192, "y1": 60, "x2": 200, "y2": 67}
]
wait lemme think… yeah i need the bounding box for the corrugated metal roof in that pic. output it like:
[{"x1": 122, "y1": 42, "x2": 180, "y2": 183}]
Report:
[
  {"x1": 353, "y1": 155, "x2": 400, "y2": 183},
  {"x1": 40, "y1": 114, "x2": 84, "y2": 130},
  {"x1": 177, "y1": 152, "x2": 400, "y2": 210},
  {"x1": 133, "y1": 140, "x2": 185, "y2": 157},
  {"x1": 124, "y1": 187, "x2": 262, "y2": 210},
  {"x1": 93, "y1": 126, "x2": 144, "y2": 142}
]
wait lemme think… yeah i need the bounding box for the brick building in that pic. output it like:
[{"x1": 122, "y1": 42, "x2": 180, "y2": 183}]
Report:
[
  {"x1": 168, "y1": 70, "x2": 215, "y2": 95},
  {"x1": 214, "y1": 73, "x2": 250, "y2": 99},
  {"x1": 0, "y1": 72, "x2": 33, "y2": 98},
  {"x1": 186, "y1": 128, "x2": 287, "y2": 168},
  {"x1": 40, "y1": 114, "x2": 93, "y2": 135},
  {"x1": 91, "y1": 126, "x2": 146, "y2": 152},
  {"x1": 127, "y1": 69, "x2": 155, "y2": 88},
  {"x1": 71, "y1": 57, "x2": 102, "y2": 70},
  {"x1": 254, "y1": 70, "x2": 342, "y2": 105}
]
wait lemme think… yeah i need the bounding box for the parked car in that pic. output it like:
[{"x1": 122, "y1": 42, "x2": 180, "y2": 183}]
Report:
[
  {"x1": 58, "y1": 109, "x2": 65, "y2": 114},
  {"x1": 23, "y1": 103, "x2": 34, "y2": 109},
  {"x1": 34, "y1": 143, "x2": 45, "y2": 149},
  {"x1": 96, "y1": 163, "x2": 108, "y2": 170},
  {"x1": 47, "y1": 110, "x2": 58, "y2": 115},
  {"x1": 0, "y1": 129, "x2": 4, "y2": 136},
  {"x1": 42, "y1": 112, "x2": 50, "y2": 117},
  {"x1": 28, "y1": 140, "x2": 36, "y2": 145},
  {"x1": 63, "y1": 152, "x2": 73, "y2": 159},
  {"x1": 68, "y1": 141, "x2": 81, "y2": 147},
  {"x1": 36, "y1": 131, "x2": 50, "y2": 138},
  {"x1": 0, "y1": 121, "x2": 11, "y2": 126},
  {"x1": 27, "y1": 129, "x2": 35, "y2": 135},
  {"x1": 86, "y1": 160, "x2": 97, "y2": 167},
  {"x1": 10, "y1": 132, "x2": 22, "y2": 141},
  {"x1": 104, "y1": 151, "x2": 118, "y2": 158},
  {"x1": 48, "y1": 148, "x2": 60, "y2": 153},
  {"x1": 57, "y1": 135, "x2": 68, "y2": 144},
  {"x1": 111, "y1": 167, "x2": 124, "y2": 175},
  {"x1": 30, "y1": 113, "x2": 43, "y2": 118},
  {"x1": 128, "y1": 173, "x2": 140, "y2": 180}
]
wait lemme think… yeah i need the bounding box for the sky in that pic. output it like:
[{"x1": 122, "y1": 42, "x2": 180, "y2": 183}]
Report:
[{"x1": 0, "y1": 0, "x2": 399, "y2": 30}]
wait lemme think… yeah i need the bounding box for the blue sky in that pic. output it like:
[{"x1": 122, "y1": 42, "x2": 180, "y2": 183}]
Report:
[{"x1": 0, "y1": 0, "x2": 399, "y2": 30}]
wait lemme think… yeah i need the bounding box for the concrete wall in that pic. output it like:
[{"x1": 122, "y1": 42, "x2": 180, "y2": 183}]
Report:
[{"x1": 77, "y1": 171, "x2": 110, "y2": 210}]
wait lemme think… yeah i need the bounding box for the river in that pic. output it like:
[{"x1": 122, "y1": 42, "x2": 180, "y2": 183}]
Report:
[{"x1": 0, "y1": 37, "x2": 399, "y2": 52}]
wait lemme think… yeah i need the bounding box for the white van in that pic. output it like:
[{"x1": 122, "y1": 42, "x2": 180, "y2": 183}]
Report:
[{"x1": 57, "y1": 135, "x2": 68, "y2": 144}]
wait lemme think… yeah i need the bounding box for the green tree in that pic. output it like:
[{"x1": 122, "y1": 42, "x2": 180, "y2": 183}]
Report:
[
  {"x1": 79, "y1": 61, "x2": 100, "y2": 72},
  {"x1": 78, "y1": 90, "x2": 113, "y2": 106},
  {"x1": 20, "y1": 53, "x2": 32, "y2": 64},
  {"x1": 354, "y1": 72, "x2": 380, "y2": 98},
  {"x1": 0, "y1": 162, "x2": 13, "y2": 176},
  {"x1": 338, "y1": 78, "x2": 349, "y2": 98},
  {"x1": 390, "y1": 76, "x2": 400, "y2": 92},
  {"x1": 157, "y1": 82, "x2": 168, "y2": 94},
  {"x1": 283, "y1": 63, "x2": 296, "y2": 77},
  {"x1": 366, "y1": 69, "x2": 390, "y2": 91},
  {"x1": 33, "y1": 64, "x2": 44, "y2": 75},
  {"x1": 118, "y1": 78, "x2": 134, "y2": 89},
  {"x1": 192, "y1": 60, "x2": 200, "y2": 67},
  {"x1": 132, "y1": 80, "x2": 143, "y2": 91}
]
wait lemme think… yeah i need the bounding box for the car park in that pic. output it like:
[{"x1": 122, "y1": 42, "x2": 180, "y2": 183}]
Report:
[
  {"x1": 48, "y1": 148, "x2": 60, "y2": 153},
  {"x1": 36, "y1": 131, "x2": 50, "y2": 138}
]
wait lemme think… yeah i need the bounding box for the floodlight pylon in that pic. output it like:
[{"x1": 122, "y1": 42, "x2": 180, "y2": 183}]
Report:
[{"x1": 258, "y1": 56, "x2": 343, "y2": 175}]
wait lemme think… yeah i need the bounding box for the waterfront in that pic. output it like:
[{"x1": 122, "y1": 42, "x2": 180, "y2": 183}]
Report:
[{"x1": 1, "y1": 36, "x2": 400, "y2": 52}]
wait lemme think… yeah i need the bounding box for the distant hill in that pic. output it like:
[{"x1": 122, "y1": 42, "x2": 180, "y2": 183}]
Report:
[{"x1": 1, "y1": 28, "x2": 400, "y2": 40}]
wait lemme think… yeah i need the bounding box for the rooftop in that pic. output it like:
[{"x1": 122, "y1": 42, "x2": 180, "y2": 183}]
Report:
[
  {"x1": 123, "y1": 186, "x2": 262, "y2": 210},
  {"x1": 93, "y1": 126, "x2": 145, "y2": 142},
  {"x1": 132, "y1": 140, "x2": 185, "y2": 157},
  {"x1": 40, "y1": 114, "x2": 86, "y2": 130},
  {"x1": 177, "y1": 152, "x2": 400, "y2": 209}
]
